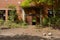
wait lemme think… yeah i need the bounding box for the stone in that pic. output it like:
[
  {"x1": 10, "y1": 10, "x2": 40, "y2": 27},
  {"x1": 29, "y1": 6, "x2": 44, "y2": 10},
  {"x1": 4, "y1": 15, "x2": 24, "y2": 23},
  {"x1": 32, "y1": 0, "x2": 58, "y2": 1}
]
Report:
[
  {"x1": 43, "y1": 33, "x2": 46, "y2": 36},
  {"x1": 48, "y1": 32, "x2": 52, "y2": 36}
]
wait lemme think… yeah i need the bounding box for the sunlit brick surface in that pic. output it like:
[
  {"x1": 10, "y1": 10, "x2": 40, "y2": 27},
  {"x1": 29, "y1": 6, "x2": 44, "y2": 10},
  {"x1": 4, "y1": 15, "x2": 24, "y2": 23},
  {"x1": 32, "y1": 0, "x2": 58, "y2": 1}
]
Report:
[{"x1": 0, "y1": 0, "x2": 24, "y2": 8}]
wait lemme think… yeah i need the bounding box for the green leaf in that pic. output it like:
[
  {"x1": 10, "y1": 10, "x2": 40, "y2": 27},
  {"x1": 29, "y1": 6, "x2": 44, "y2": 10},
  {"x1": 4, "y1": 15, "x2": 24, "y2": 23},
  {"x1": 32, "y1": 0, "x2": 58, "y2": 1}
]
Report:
[{"x1": 21, "y1": 0, "x2": 32, "y2": 7}]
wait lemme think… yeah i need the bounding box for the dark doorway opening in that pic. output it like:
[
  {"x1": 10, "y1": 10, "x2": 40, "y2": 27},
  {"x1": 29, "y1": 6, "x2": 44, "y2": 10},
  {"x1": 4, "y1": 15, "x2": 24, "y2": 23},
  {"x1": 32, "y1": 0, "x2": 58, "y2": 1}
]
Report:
[
  {"x1": 0, "y1": 10, "x2": 5, "y2": 20},
  {"x1": 32, "y1": 22, "x2": 36, "y2": 25},
  {"x1": 32, "y1": 16, "x2": 36, "y2": 25}
]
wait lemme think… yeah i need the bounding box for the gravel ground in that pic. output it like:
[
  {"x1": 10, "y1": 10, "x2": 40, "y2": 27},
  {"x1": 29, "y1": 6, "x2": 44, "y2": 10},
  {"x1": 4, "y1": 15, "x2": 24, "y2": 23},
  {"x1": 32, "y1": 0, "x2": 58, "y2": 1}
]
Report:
[{"x1": 0, "y1": 25, "x2": 60, "y2": 40}]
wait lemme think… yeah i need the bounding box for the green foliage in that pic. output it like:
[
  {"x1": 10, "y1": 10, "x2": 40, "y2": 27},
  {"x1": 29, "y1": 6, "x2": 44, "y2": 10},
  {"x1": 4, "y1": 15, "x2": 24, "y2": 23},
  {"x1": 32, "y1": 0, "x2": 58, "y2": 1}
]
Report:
[
  {"x1": 21, "y1": 0, "x2": 55, "y2": 7},
  {"x1": 3, "y1": 21, "x2": 20, "y2": 28},
  {"x1": 7, "y1": 4, "x2": 16, "y2": 9},
  {"x1": 0, "y1": 19, "x2": 4, "y2": 26},
  {"x1": 55, "y1": 0, "x2": 60, "y2": 10},
  {"x1": 8, "y1": 10, "x2": 16, "y2": 22},
  {"x1": 0, "y1": 11, "x2": 3, "y2": 14},
  {"x1": 32, "y1": 17, "x2": 36, "y2": 22},
  {"x1": 19, "y1": 20, "x2": 28, "y2": 26},
  {"x1": 4, "y1": 21, "x2": 27, "y2": 28},
  {"x1": 38, "y1": 0, "x2": 55, "y2": 5},
  {"x1": 21, "y1": 0, "x2": 32, "y2": 7},
  {"x1": 42, "y1": 17, "x2": 49, "y2": 26},
  {"x1": 7, "y1": 4, "x2": 17, "y2": 22},
  {"x1": 39, "y1": 0, "x2": 47, "y2": 3},
  {"x1": 22, "y1": 22, "x2": 28, "y2": 26},
  {"x1": 47, "y1": 0, "x2": 55, "y2": 5},
  {"x1": 48, "y1": 17, "x2": 60, "y2": 28}
]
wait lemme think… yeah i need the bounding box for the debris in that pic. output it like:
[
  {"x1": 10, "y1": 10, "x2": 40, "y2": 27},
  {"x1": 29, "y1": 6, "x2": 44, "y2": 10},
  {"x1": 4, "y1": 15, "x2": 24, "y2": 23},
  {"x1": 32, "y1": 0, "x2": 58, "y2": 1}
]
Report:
[
  {"x1": 48, "y1": 32, "x2": 52, "y2": 36},
  {"x1": 43, "y1": 33, "x2": 46, "y2": 36}
]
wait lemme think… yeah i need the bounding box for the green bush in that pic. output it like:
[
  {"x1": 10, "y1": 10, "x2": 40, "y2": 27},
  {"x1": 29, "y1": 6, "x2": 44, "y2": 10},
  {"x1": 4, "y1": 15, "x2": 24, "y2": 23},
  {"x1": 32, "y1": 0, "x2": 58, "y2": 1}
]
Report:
[
  {"x1": 54, "y1": 17, "x2": 60, "y2": 27},
  {"x1": 49, "y1": 16, "x2": 60, "y2": 28},
  {"x1": 8, "y1": 10, "x2": 17, "y2": 22},
  {"x1": 3, "y1": 20, "x2": 12, "y2": 28},
  {"x1": 21, "y1": 0, "x2": 32, "y2": 7},
  {"x1": 3, "y1": 20, "x2": 28, "y2": 28},
  {"x1": 3, "y1": 20, "x2": 20, "y2": 28},
  {"x1": 8, "y1": 23, "x2": 20, "y2": 28},
  {"x1": 0, "y1": 19, "x2": 4, "y2": 26},
  {"x1": 42, "y1": 17, "x2": 49, "y2": 26}
]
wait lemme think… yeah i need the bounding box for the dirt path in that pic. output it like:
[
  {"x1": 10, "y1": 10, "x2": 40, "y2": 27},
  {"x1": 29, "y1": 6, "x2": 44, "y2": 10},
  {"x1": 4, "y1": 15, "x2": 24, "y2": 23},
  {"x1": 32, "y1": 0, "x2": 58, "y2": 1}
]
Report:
[{"x1": 0, "y1": 25, "x2": 60, "y2": 40}]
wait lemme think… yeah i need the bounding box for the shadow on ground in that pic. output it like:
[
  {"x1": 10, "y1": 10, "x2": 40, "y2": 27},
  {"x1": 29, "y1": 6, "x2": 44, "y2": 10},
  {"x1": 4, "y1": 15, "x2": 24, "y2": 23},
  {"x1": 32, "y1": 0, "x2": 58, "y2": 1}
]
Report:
[{"x1": 0, "y1": 35, "x2": 60, "y2": 40}]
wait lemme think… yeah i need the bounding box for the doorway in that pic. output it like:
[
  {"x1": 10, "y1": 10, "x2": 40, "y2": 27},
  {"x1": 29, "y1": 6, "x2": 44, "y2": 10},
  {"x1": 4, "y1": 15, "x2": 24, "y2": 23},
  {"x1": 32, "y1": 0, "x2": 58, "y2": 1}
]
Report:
[
  {"x1": 0, "y1": 10, "x2": 5, "y2": 20},
  {"x1": 24, "y1": 7, "x2": 40, "y2": 25},
  {"x1": 32, "y1": 16, "x2": 36, "y2": 25}
]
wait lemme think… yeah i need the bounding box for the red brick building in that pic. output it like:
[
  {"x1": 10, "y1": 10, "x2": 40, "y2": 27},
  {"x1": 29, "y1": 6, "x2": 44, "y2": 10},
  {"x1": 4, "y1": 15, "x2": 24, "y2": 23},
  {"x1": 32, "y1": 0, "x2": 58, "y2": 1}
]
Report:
[
  {"x1": 0, "y1": 0, "x2": 57, "y2": 25},
  {"x1": 0, "y1": 0, "x2": 41, "y2": 25},
  {"x1": 0, "y1": 0, "x2": 24, "y2": 21}
]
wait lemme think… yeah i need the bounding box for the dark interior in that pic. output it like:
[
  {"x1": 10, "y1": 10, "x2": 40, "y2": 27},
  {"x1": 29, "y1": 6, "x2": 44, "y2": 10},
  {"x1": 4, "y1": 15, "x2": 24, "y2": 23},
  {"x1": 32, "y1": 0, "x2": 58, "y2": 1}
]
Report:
[
  {"x1": 0, "y1": 10, "x2": 5, "y2": 20},
  {"x1": 32, "y1": 22, "x2": 36, "y2": 25}
]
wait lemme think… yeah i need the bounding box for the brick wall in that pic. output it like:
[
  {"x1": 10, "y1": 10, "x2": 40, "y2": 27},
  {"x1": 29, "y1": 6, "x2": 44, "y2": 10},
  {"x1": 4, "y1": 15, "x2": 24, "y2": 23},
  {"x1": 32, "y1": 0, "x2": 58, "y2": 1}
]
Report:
[
  {"x1": 0, "y1": 0, "x2": 24, "y2": 8},
  {"x1": 0, "y1": 0, "x2": 24, "y2": 21}
]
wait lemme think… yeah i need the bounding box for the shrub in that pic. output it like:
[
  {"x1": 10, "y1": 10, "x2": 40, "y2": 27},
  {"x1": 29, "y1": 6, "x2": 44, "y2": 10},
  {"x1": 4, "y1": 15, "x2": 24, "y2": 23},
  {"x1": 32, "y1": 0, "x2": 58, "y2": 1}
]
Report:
[
  {"x1": 0, "y1": 19, "x2": 4, "y2": 26},
  {"x1": 42, "y1": 17, "x2": 49, "y2": 26},
  {"x1": 3, "y1": 20, "x2": 20, "y2": 28},
  {"x1": 3, "y1": 20, "x2": 28, "y2": 29}
]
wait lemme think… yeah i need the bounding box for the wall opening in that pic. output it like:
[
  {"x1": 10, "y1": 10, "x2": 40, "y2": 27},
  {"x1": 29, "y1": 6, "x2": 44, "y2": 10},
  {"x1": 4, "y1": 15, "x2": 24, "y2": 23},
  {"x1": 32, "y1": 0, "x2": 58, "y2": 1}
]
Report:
[{"x1": 0, "y1": 10, "x2": 5, "y2": 20}]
